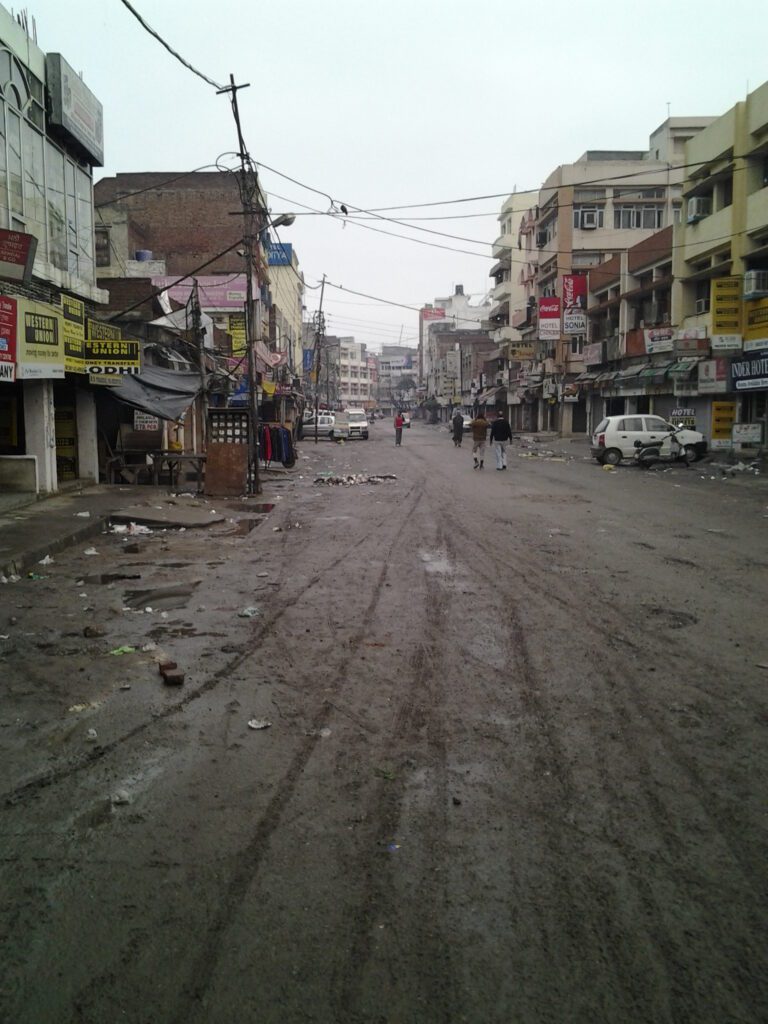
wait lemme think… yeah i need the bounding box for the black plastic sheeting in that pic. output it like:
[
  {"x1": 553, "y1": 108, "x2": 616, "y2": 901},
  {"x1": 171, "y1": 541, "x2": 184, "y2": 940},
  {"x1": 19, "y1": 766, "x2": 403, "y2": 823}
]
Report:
[{"x1": 109, "y1": 366, "x2": 202, "y2": 421}]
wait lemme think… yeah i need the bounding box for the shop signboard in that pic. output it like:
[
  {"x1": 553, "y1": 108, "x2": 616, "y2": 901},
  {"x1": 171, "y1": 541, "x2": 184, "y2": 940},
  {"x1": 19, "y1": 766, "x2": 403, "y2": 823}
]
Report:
[
  {"x1": 744, "y1": 296, "x2": 768, "y2": 341},
  {"x1": 711, "y1": 334, "x2": 742, "y2": 351},
  {"x1": 732, "y1": 422, "x2": 762, "y2": 445},
  {"x1": 134, "y1": 411, "x2": 161, "y2": 432},
  {"x1": 730, "y1": 352, "x2": 768, "y2": 391},
  {"x1": 228, "y1": 312, "x2": 247, "y2": 357},
  {"x1": 0, "y1": 295, "x2": 17, "y2": 382},
  {"x1": 711, "y1": 401, "x2": 736, "y2": 449},
  {"x1": 0, "y1": 228, "x2": 37, "y2": 285},
  {"x1": 710, "y1": 276, "x2": 742, "y2": 334},
  {"x1": 743, "y1": 336, "x2": 768, "y2": 354},
  {"x1": 644, "y1": 327, "x2": 674, "y2": 354},
  {"x1": 583, "y1": 342, "x2": 603, "y2": 365},
  {"x1": 421, "y1": 307, "x2": 447, "y2": 321},
  {"x1": 697, "y1": 357, "x2": 729, "y2": 394},
  {"x1": 61, "y1": 294, "x2": 85, "y2": 373},
  {"x1": 17, "y1": 300, "x2": 64, "y2": 379},
  {"x1": 670, "y1": 407, "x2": 697, "y2": 429},
  {"x1": 85, "y1": 319, "x2": 139, "y2": 382},
  {"x1": 562, "y1": 274, "x2": 587, "y2": 335},
  {"x1": 267, "y1": 242, "x2": 292, "y2": 266},
  {"x1": 151, "y1": 275, "x2": 248, "y2": 311},
  {"x1": 538, "y1": 297, "x2": 561, "y2": 340}
]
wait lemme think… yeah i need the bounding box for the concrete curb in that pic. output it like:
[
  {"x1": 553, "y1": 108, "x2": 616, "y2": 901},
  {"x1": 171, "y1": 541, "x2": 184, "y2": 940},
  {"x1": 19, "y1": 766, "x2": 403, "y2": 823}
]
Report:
[{"x1": 2, "y1": 515, "x2": 110, "y2": 577}]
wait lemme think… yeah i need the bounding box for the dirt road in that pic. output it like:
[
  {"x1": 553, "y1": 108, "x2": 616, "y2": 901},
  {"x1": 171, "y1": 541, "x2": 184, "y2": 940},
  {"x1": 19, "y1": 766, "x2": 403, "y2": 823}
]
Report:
[{"x1": 2, "y1": 421, "x2": 767, "y2": 1023}]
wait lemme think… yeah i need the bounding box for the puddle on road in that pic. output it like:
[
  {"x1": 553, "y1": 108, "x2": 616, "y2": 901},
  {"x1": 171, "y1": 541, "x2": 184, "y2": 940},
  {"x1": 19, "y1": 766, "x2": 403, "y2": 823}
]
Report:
[
  {"x1": 84, "y1": 572, "x2": 141, "y2": 584},
  {"x1": 123, "y1": 581, "x2": 200, "y2": 610},
  {"x1": 231, "y1": 518, "x2": 262, "y2": 536}
]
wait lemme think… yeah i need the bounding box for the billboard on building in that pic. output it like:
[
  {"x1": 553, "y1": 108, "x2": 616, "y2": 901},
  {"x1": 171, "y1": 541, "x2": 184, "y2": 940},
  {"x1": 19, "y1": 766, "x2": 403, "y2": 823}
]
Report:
[
  {"x1": 538, "y1": 297, "x2": 561, "y2": 340},
  {"x1": 62, "y1": 294, "x2": 85, "y2": 373},
  {"x1": 421, "y1": 307, "x2": 446, "y2": 320},
  {"x1": 731, "y1": 352, "x2": 768, "y2": 391},
  {"x1": 46, "y1": 54, "x2": 104, "y2": 166},
  {"x1": 0, "y1": 296, "x2": 17, "y2": 382},
  {"x1": 744, "y1": 296, "x2": 768, "y2": 350},
  {"x1": 697, "y1": 357, "x2": 729, "y2": 394},
  {"x1": 710, "y1": 277, "x2": 742, "y2": 335},
  {"x1": 267, "y1": 242, "x2": 293, "y2": 266},
  {"x1": 0, "y1": 229, "x2": 37, "y2": 285},
  {"x1": 227, "y1": 313, "x2": 247, "y2": 356},
  {"x1": 644, "y1": 327, "x2": 674, "y2": 354},
  {"x1": 17, "y1": 300, "x2": 64, "y2": 379},
  {"x1": 562, "y1": 275, "x2": 587, "y2": 335},
  {"x1": 85, "y1": 319, "x2": 140, "y2": 379}
]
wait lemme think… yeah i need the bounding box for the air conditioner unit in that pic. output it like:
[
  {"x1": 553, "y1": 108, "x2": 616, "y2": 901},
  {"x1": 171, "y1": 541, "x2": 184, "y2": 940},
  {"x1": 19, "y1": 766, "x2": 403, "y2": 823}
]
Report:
[
  {"x1": 694, "y1": 298, "x2": 710, "y2": 315},
  {"x1": 686, "y1": 196, "x2": 712, "y2": 223},
  {"x1": 744, "y1": 269, "x2": 768, "y2": 299},
  {"x1": 580, "y1": 209, "x2": 598, "y2": 230}
]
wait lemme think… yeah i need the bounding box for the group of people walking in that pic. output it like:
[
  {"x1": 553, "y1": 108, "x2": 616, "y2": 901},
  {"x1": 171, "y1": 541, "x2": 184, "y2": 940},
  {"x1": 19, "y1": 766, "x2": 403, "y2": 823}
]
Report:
[{"x1": 452, "y1": 407, "x2": 512, "y2": 471}]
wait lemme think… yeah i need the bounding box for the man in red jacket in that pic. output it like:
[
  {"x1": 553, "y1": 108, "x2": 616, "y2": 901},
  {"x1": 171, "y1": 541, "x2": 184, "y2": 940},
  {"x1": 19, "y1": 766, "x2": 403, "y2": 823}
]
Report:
[{"x1": 394, "y1": 412, "x2": 404, "y2": 446}]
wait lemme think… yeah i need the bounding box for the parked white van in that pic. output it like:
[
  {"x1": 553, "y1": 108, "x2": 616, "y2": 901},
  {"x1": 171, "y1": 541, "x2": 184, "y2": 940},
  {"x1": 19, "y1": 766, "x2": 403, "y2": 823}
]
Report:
[
  {"x1": 336, "y1": 409, "x2": 369, "y2": 440},
  {"x1": 591, "y1": 414, "x2": 707, "y2": 466}
]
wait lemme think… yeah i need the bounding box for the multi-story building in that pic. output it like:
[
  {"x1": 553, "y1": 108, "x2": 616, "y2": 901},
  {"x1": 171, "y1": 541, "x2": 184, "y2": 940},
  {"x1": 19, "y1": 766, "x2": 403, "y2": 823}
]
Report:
[
  {"x1": 267, "y1": 241, "x2": 304, "y2": 376},
  {"x1": 419, "y1": 284, "x2": 491, "y2": 413},
  {"x1": 338, "y1": 337, "x2": 372, "y2": 408},
  {"x1": 0, "y1": 5, "x2": 108, "y2": 495},
  {"x1": 672, "y1": 81, "x2": 768, "y2": 440},
  {"x1": 517, "y1": 117, "x2": 713, "y2": 435},
  {"x1": 377, "y1": 344, "x2": 418, "y2": 414},
  {"x1": 488, "y1": 191, "x2": 529, "y2": 351}
]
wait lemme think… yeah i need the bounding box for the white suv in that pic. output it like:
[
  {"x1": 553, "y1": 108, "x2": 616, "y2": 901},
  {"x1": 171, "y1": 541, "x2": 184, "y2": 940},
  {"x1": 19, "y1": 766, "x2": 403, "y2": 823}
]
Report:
[
  {"x1": 591, "y1": 415, "x2": 707, "y2": 466},
  {"x1": 345, "y1": 409, "x2": 370, "y2": 440}
]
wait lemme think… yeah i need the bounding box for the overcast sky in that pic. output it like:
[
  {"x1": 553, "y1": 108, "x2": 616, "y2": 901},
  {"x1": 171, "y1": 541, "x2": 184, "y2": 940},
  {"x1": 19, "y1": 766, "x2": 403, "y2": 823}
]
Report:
[{"x1": 31, "y1": 0, "x2": 768, "y2": 351}]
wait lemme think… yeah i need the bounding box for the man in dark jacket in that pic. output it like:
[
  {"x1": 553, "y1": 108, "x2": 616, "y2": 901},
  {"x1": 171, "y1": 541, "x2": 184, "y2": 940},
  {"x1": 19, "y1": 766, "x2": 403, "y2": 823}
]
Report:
[
  {"x1": 489, "y1": 409, "x2": 513, "y2": 470},
  {"x1": 451, "y1": 409, "x2": 464, "y2": 447}
]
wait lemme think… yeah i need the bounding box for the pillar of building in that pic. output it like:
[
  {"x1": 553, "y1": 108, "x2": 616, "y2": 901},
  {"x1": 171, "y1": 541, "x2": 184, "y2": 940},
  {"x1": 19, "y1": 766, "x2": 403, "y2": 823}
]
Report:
[
  {"x1": 75, "y1": 387, "x2": 98, "y2": 483},
  {"x1": 23, "y1": 380, "x2": 57, "y2": 493}
]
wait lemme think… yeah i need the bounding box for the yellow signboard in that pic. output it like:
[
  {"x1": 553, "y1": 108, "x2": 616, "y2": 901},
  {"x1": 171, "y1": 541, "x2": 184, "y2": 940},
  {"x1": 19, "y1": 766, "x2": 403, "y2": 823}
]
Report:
[
  {"x1": 710, "y1": 277, "x2": 742, "y2": 333},
  {"x1": 228, "y1": 312, "x2": 247, "y2": 356},
  {"x1": 17, "y1": 299, "x2": 64, "y2": 379},
  {"x1": 85, "y1": 318, "x2": 140, "y2": 380},
  {"x1": 62, "y1": 294, "x2": 85, "y2": 373},
  {"x1": 744, "y1": 296, "x2": 768, "y2": 341},
  {"x1": 711, "y1": 401, "x2": 737, "y2": 447}
]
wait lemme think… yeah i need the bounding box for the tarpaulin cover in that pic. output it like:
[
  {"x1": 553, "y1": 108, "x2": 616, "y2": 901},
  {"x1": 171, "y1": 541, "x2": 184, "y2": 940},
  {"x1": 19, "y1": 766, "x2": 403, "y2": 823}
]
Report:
[{"x1": 110, "y1": 365, "x2": 201, "y2": 421}]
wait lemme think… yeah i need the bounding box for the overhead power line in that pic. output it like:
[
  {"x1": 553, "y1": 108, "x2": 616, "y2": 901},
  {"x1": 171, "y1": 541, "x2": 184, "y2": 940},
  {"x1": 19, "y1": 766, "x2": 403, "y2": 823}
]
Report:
[{"x1": 119, "y1": 0, "x2": 224, "y2": 89}]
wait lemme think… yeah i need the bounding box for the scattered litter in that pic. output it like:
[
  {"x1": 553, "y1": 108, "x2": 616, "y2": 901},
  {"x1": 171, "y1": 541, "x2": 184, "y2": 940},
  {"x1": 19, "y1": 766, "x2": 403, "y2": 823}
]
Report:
[
  {"x1": 111, "y1": 524, "x2": 128, "y2": 534},
  {"x1": 365, "y1": 641, "x2": 386, "y2": 648},
  {"x1": 38, "y1": 554, "x2": 54, "y2": 565},
  {"x1": 119, "y1": 684, "x2": 131, "y2": 691},
  {"x1": 160, "y1": 611, "x2": 169, "y2": 619},
  {"x1": 83, "y1": 625, "x2": 106, "y2": 638},
  {"x1": 141, "y1": 642, "x2": 158, "y2": 652},
  {"x1": 0, "y1": 634, "x2": 9, "y2": 640},
  {"x1": 128, "y1": 522, "x2": 152, "y2": 535},
  {"x1": 108, "y1": 645, "x2": 136, "y2": 656},
  {"x1": 26, "y1": 572, "x2": 47, "y2": 580},
  {"x1": 374, "y1": 767, "x2": 396, "y2": 780},
  {"x1": 0, "y1": 574, "x2": 20, "y2": 584},
  {"x1": 238, "y1": 606, "x2": 261, "y2": 618},
  {"x1": 273, "y1": 526, "x2": 283, "y2": 532},
  {"x1": 111, "y1": 789, "x2": 131, "y2": 805},
  {"x1": 386, "y1": 842, "x2": 401, "y2": 853},
  {"x1": 84, "y1": 547, "x2": 98, "y2": 556},
  {"x1": 757, "y1": 663, "x2": 768, "y2": 670},
  {"x1": 706, "y1": 528, "x2": 725, "y2": 535},
  {"x1": 248, "y1": 718, "x2": 272, "y2": 730},
  {"x1": 452, "y1": 796, "x2": 462, "y2": 806},
  {"x1": 602, "y1": 464, "x2": 615, "y2": 472},
  {"x1": 74, "y1": 511, "x2": 91, "y2": 518},
  {"x1": 315, "y1": 474, "x2": 397, "y2": 486},
  {"x1": 256, "y1": 572, "x2": 269, "y2": 578},
  {"x1": 86, "y1": 728, "x2": 98, "y2": 742},
  {"x1": 319, "y1": 727, "x2": 332, "y2": 738}
]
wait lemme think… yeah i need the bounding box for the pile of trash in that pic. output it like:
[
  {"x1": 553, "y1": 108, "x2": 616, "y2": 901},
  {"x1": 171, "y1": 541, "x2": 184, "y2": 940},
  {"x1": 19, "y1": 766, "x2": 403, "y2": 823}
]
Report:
[
  {"x1": 707, "y1": 461, "x2": 762, "y2": 478},
  {"x1": 314, "y1": 474, "x2": 397, "y2": 486}
]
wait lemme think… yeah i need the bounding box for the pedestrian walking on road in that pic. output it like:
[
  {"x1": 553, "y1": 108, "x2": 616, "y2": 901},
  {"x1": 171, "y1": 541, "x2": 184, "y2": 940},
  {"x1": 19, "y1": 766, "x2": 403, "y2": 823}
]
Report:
[
  {"x1": 470, "y1": 411, "x2": 489, "y2": 469},
  {"x1": 451, "y1": 409, "x2": 464, "y2": 447},
  {"x1": 490, "y1": 409, "x2": 513, "y2": 470},
  {"x1": 394, "y1": 411, "x2": 404, "y2": 446}
]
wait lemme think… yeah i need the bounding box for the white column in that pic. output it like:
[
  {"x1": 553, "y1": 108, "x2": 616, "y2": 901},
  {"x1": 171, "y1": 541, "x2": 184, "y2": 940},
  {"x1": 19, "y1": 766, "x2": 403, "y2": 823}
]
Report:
[
  {"x1": 23, "y1": 380, "x2": 57, "y2": 493},
  {"x1": 75, "y1": 387, "x2": 98, "y2": 483}
]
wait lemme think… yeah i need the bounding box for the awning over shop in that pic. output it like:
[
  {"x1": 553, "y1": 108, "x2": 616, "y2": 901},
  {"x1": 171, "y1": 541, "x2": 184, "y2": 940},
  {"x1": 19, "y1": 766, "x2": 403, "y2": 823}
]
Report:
[
  {"x1": 639, "y1": 361, "x2": 675, "y2": 386},
  {"x1": 666, "y1": 357, "x2": 701, "y2": 380},
  {"x1": 573, "y1": 371, "x2": 598, "y2": 383},
  {"x1": 476, "y1": 386, "x2": 505, "y2": 403},
  {"x1": 108, "y1": 365, "x2": 201, "y2": 421},
  {"x1": 615, "y1": 363, "x2": 650, "y2": 387},
  {"x1": 594, "y1": 370, "x2": 619, "y2": 384}
]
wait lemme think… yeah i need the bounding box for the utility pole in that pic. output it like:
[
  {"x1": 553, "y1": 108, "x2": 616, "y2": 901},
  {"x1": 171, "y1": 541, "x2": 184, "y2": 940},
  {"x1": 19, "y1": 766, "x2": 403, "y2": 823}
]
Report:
[
  {"x1": 313, "y1": 274, "x2": 326, "y2": 444},
  {"x1": 218, "y1": 73, "x2": 263, "y2": 494},
  {"x1": 190, "y1": 279, "x2": 207, "y2": 448}
]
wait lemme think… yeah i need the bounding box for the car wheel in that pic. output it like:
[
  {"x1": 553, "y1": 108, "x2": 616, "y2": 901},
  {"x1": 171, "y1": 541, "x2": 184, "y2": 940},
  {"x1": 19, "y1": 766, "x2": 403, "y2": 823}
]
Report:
[
  {"x1": 684, "y1": 444, "x2": 698, "y2": 463},
  {"x1": 602, "y1": 448, "x2": 622, "y2": 466}
]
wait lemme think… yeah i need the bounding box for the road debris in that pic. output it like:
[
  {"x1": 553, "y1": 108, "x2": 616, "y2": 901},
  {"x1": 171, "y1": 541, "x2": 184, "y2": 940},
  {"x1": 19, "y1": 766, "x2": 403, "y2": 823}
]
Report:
[
  {"x1": 238, "y1": 606, "x2": 261, "y2": 618},
  {"x1": 38, "y1": 555, "x2": 54, "y2": 565},
  {"x1": 111, "y1": 789, "x2": 131, "y2": 805},
  {"x1": 248, "y1": 718, "x2": 272, "y2": 730},
  {"x1": 314, "y1": 474, "x2": 397, "y2": 486},
  {"x1": 84, "y1": 547, "x2": 98, "y2": 556},
  {"x1": 109, "y1": 645, "x2": 136, "y2": 656},
  {"x1": 86, "y1": 728, "x2": 98, "y2": 742}
]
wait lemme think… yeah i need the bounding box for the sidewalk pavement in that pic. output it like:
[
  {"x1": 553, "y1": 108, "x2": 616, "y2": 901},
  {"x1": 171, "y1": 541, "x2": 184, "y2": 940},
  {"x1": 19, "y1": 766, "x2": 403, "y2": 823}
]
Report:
[{"x1": 0, "y1": 485, "x2": 167, "y2": 576}]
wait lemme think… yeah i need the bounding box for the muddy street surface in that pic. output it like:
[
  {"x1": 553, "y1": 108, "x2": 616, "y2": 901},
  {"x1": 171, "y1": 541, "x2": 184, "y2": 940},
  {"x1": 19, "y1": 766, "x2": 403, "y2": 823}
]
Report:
[{"x1": 2, "y1": 421, "x2": 767, "y2": 1024}]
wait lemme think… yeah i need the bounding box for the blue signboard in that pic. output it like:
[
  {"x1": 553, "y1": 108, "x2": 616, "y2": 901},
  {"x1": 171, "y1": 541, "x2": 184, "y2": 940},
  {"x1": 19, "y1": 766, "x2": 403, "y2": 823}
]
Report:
[
  {"x1": 303, "y1": 348, "x2": 314, "y2": 372},
  {"x1": 267, "y1": 242, "x2": 293, "y2": 266}
]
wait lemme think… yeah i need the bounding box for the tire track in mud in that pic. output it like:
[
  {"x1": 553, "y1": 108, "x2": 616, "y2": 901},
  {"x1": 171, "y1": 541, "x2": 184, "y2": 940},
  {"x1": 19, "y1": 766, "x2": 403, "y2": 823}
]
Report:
[
  {"x1": 436, "y1": 504, "x2": 767, "y2": 1020},
  {"x1": 332, "y1": 517, "x2": 455, "y2": 1022},
  {"x1": 2, "y1": 484, "x2": 420, "y2": 809},
  {"x1": 155, "y1": 485, "x2": 426, "y2": 1024}
]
